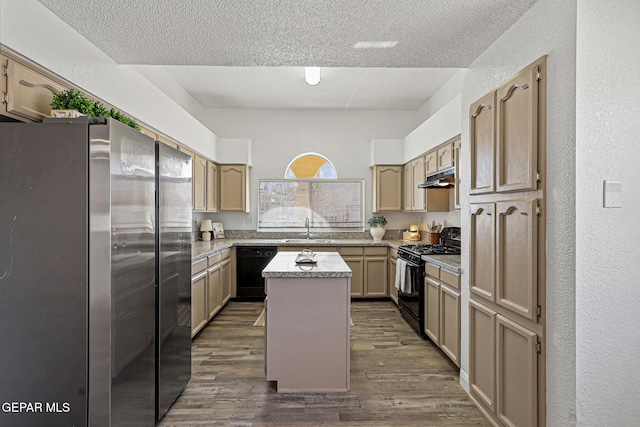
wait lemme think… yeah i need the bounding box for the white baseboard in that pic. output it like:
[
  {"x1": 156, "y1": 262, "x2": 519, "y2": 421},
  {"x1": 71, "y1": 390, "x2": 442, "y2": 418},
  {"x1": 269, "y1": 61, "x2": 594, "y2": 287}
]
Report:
[{"x1": 459, "y1": 368, "x2": 470, "y2": 392}]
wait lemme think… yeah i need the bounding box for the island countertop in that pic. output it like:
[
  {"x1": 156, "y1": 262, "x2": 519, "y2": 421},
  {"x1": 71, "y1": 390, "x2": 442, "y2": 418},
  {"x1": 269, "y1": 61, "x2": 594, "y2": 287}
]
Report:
[{"x1": 262, "y1": 251, "x2": 352, "y2": 279}]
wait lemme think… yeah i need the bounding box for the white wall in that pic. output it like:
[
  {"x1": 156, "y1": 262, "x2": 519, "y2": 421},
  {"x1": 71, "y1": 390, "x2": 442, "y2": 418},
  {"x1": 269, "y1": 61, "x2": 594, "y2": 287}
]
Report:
[
  {"x1": 0, "y1": 0, "x2": 216, "y2": 158},
  {"x1": 415, "y1": 70, "x2": 465, "y2": 126},
  {"x1": 460, "y1": 0, "x2": 577, "y2": 425},
  {"x1": 203, "y1": 108, "x2": 421, "y2": 230},
  {"x1": 576, "y1": 1, "x2": 640, "y2": 425},
  {"x1": 404, "y1": 94, "x2": 462, "y2": 162}
]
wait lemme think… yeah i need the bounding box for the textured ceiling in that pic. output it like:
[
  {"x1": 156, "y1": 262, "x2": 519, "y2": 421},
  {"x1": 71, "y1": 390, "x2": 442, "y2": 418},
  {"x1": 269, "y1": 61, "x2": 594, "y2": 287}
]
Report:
[{"x1": 36, "y1": 0, "x2": 539, "y2": 110}]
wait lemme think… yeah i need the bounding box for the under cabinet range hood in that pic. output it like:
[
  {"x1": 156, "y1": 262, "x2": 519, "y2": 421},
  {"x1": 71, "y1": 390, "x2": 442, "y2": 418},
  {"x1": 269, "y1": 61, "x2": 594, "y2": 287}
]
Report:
[{"x1": 418, "y1": 167, "x2": 455, "y2": 188}]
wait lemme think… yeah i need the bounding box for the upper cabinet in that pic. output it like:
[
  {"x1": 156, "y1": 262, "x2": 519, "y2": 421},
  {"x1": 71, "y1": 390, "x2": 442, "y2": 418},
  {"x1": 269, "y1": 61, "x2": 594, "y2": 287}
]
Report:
[
  {"x1": 410, "y1": 157, "x2": 426, "y2": 211},
  {"x1": 157, "y1": 134, "x2": 179, "y2": 149},
  {"x1": 453, "y1": 138, "x2": 461, "y2": 210},
  {"x1": 219, "y1": 164, "x2": 250, "y2": 212},
  {"x1": 372, "y1": 165, "x2": 402, "y2": 212},
  {"x1": 437, "y1": 142, "x2": 454, "y2": 171},
  {"x1": 193, "y1": 154, "x2": 207, "y2": 211},
  {"x1": 470, "y1": 92, "x2": 496, "y2": 194},
  {"x1": 424, "y1": 150, "x2": 438, "y2": 176},
  {"x1": 403, "y1": 163, "x2": 412, "y2": 212},
  {"x1": 206, "y1": 161, "x2": 218, "y2": 212},
  {"x1": 1, "y1": 54, "x2": 69, "y2": 122},
  {"x1": 470, "y1": 58, "x2": 545, "y2": 195},
  {"x1": 495, "y1": 64, "x2": 541, "y2": 193}
]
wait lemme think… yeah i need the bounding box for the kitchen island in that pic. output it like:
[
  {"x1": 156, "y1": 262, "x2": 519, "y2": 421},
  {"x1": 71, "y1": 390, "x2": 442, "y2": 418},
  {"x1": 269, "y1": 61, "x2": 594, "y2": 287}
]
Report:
[{"x1": 262, "y1": 251, "x2": 352, "y2": 393}]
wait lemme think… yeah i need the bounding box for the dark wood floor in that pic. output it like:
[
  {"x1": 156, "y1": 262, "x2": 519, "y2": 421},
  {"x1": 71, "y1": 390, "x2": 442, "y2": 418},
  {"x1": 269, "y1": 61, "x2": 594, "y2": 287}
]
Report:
[{"x1": 157, "y1": 300, "x2": 491, "y2": 426}]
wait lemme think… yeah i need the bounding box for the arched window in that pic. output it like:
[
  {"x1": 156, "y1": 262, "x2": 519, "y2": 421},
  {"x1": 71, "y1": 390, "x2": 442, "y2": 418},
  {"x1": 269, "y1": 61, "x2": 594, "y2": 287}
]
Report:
[
  {"x1": 285, "y1": 153, "x2": 337, "y2": 179},
  {"x1": 258, "y1": 152, "x2": 363, "y2": 231}
]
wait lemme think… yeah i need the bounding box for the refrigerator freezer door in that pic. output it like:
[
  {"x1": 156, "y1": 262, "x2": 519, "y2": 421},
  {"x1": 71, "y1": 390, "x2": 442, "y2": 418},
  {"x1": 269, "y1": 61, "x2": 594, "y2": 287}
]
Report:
[
  {"x1": 156, "y1": 142, "x2": 192, "y2": 420},
  {"x1": 89, "y1": 119, "x2": 157, "y2": 426}
]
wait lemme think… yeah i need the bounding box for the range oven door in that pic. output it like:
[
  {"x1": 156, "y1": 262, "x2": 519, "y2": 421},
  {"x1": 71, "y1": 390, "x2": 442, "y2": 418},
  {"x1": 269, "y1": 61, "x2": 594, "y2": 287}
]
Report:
[{"x1": 397, "y1": 257, "x2": 424, "y2": 337}]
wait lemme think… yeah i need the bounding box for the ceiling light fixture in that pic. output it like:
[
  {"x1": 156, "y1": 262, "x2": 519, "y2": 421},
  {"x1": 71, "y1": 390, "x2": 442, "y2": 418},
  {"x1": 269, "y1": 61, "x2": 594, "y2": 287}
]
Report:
[
  {"x1": 352, "y1": 41, "x2": 399, "y2": 49},
  {"x1": 304, "y1": 67, "x2": 321, "y2": 86}
]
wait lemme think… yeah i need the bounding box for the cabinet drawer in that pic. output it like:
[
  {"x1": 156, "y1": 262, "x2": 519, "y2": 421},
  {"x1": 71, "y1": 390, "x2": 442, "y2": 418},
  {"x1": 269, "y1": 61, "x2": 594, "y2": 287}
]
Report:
[
  {"x1": 389, "y1": 247, "x2": 398, "y2": 258},
  {"x1": 220, "y1": 248, "x2": 231, "y2": 260},
  {"x1": 192, "y1": 258, "x2": 207, "y2": 275},
  {"x1": 441, "y1": 268, "x2": 460, "y2": 291},
  {"x1": 208, "y1": 253, "x2": 222, "y2": 266},
  {"x1": 425, "y1": 263, "x2": 440, "y2": 279},
  {"x1": 340, "y1": 247, "x2": 364, "y2": 256},
  {"x1": 365, "y1": 247, "x2": 387, "y2": 256}
]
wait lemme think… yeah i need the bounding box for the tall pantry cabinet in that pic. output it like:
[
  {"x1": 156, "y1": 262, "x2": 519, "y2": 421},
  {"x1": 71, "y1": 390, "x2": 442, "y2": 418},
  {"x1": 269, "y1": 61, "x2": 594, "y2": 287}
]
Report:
[{"x1": 468, "y1": 56, "x2": 547, "y2": 427}]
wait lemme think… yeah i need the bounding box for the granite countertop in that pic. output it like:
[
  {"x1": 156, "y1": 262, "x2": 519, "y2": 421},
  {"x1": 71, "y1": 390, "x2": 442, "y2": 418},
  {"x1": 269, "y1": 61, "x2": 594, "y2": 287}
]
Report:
[
  {"x1": 422, "y1": 254, "x2": 461, "y2": 273},
  {"x1": 262, "y1": 251, "x2": 352, "y2": 278},
  {"x1": 191, "y1": 239, "x2": 461, "y2": 274}
]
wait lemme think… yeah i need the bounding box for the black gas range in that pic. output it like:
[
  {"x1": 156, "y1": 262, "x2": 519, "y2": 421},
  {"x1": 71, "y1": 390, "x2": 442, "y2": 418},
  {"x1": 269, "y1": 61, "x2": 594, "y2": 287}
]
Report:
[{"x1": 396, "y1": 227, "x2": 461, "y2": 337}]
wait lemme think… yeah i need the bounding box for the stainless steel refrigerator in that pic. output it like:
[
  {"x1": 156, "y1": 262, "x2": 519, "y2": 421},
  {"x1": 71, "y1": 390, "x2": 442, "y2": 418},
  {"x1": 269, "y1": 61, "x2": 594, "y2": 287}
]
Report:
[{"x1": 0, "y1": 117, "x2": 192, "y2": 426}]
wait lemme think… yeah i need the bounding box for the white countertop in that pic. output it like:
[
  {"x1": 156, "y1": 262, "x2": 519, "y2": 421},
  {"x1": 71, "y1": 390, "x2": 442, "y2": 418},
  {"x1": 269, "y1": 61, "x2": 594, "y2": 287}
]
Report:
[{"x1": 262, "y1": 251, "x2": 352, "y2": 278}]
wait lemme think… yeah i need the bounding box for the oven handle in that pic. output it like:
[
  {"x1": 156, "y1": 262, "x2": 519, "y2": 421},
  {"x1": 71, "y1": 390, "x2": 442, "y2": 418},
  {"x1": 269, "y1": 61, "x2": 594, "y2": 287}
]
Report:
[{"x1": 399, "y1": 256, "x2": 420, "y2": 268}]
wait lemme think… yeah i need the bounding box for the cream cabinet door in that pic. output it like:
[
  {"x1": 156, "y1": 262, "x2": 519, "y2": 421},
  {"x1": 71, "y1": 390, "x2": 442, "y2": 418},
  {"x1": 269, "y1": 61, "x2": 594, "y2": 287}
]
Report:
[
  {"x1": 437, "y1": 142, "x2": 454, "y2": 171},
  {"x1": 496, "y1": 199, "x2": 538, "y2": 322},
  {"x1": 191, "y1": 271, "x2": 208, "y2": 337},
  {"x1": 193, "y1": 155, "x2": 207, "y2": 211},
  {"x1": 157, "y1": 134, "x2": 178, "y2": 149},
  {"x1": 410, "y1": 158, "x2": 425, "y2": 211},
  {"x1": 440, "y1": 285, "x2": 460, "y2": 367},
  {"x1": 403, "y1": 163, "x2": 412, "y2": 211},
  {"x1": 495, "y1": 63, "x2": 540, "y2": 193},
  {"x1": 219, "y1": 164, "x2": 249, "y2": 212},
  {"x1": 496, "y1": 315, "x2": 538, "y2": 427},
  {"x1": 207, "y1": 264, "x2": 222, "y2": 318},
  {"x1": 469, "y1": 300, "x2": 496, "y2": 414},
  {"x1": 470, "y1": 203, "x2": 496, "y2": 302},
  {"x1": 3, "y1": 57, "x2": 68, "y2": 122},
  {"x1": 388, "y1": 254, "x2": 398, "y2": 304},
  {"x1": 221, "y1": 258, "x2": 232, "y2": 305},
  {"x1": 453, "y1": 138, "x2": 461, "y2": 210},
  {"x1": 424, "y1": 277, "x2": 440, "y2": 344},
  {"x1": 364, "y1": 256, "x2": 387, "y2": 297},
  {"x1": 373, "y1": 165, "x2": 402, "y2": 212},
  {"x1": 470, "y1": 92, "x2": 495, "y2": 194},
  {"x1": 206, "y1": 161, "x2": 218, "y2": 212},
  {"x1": 424, "y1": 150, "x2": 438, "y2": 176},
  {"x1": 342, "y1": 257, "x2": 364, "y2": 297}
]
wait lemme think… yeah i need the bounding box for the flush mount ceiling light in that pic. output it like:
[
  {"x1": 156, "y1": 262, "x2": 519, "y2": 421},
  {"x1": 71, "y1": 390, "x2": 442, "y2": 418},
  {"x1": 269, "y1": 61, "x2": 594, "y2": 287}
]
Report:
[
  {"x1": 352, "y1": 40, "x2": 400, "y2": 49},
  {"x1": 304, "y1": 67, "x2": 321, "y2": 86}
]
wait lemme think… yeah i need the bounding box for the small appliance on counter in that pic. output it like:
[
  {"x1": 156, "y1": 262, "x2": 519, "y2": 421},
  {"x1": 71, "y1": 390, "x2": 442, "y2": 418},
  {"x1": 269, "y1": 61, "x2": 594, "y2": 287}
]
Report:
[{"x1": 403, "y1": 224, "x2": 421, "y2": 241}]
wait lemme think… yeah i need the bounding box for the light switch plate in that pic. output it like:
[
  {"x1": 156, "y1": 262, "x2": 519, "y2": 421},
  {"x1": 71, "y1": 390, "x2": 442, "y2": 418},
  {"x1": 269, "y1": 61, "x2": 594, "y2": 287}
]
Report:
[{"x1": 603, "y1": 180, "x2": 622, "y2": 208}]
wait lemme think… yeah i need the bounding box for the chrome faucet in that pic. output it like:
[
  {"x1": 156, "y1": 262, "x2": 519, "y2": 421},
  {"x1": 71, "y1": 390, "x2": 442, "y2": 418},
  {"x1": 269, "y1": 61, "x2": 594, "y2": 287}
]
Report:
[{"x1": 305, "y1": 216, "x2": 310, "y2": 239}]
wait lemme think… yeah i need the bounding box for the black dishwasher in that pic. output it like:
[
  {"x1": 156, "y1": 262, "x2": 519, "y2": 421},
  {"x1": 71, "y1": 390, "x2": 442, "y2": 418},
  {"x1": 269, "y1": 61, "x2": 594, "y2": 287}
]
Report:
[{"x1": 235, "y1": 246, "x2": 277, "y2": 301}]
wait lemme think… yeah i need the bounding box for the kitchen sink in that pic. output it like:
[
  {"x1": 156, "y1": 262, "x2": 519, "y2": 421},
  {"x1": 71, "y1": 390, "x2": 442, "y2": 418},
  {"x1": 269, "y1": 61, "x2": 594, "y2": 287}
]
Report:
[{"x1": 280, "y1": 239, "x2": 337, "y2": 243}]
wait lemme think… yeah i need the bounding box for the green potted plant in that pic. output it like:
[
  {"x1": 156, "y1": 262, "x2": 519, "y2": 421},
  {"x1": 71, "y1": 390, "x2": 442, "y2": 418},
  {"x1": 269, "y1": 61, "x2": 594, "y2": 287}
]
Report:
[
  {"x1": 368, "y1": 215, "x2": 387, "y2": 241},
  {"x1": 50, "y1": 89, "x2": 141, "y2": 130}
]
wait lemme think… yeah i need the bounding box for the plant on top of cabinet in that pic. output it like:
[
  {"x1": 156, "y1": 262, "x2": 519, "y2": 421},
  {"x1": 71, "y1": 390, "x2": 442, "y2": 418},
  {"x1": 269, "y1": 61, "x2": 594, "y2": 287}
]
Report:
[{"x1": 50, "y1": 89, "x2": 140, "y2": 130}]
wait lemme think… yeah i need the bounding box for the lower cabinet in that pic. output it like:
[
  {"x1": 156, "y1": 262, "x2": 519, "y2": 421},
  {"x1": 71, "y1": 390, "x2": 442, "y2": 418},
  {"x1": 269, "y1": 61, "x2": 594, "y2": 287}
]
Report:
[
  {"x1": 191, "y1": 259, "x2": 208, "y2": 337},
  {"x1": 387, "y1": 248, "x2": 398, "y2": 304},
  {"x1": 339, "y1": 246, "x2": 388, "y2": 298},
  {"x1": 423, "y1": 262, "x2": 461, "y2": 367},
  {"x1": 191, "y1": 248, "x2": 232, "y2": 337},
  {"x1": 469, "y1": 299, "x2": 539, "y2": 427}
]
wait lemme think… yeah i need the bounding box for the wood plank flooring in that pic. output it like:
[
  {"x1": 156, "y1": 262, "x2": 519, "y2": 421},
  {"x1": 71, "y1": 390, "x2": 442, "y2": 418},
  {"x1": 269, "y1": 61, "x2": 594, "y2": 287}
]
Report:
[{"x1": 157, "y1": 300, "x2": 491, "y2": 426}]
